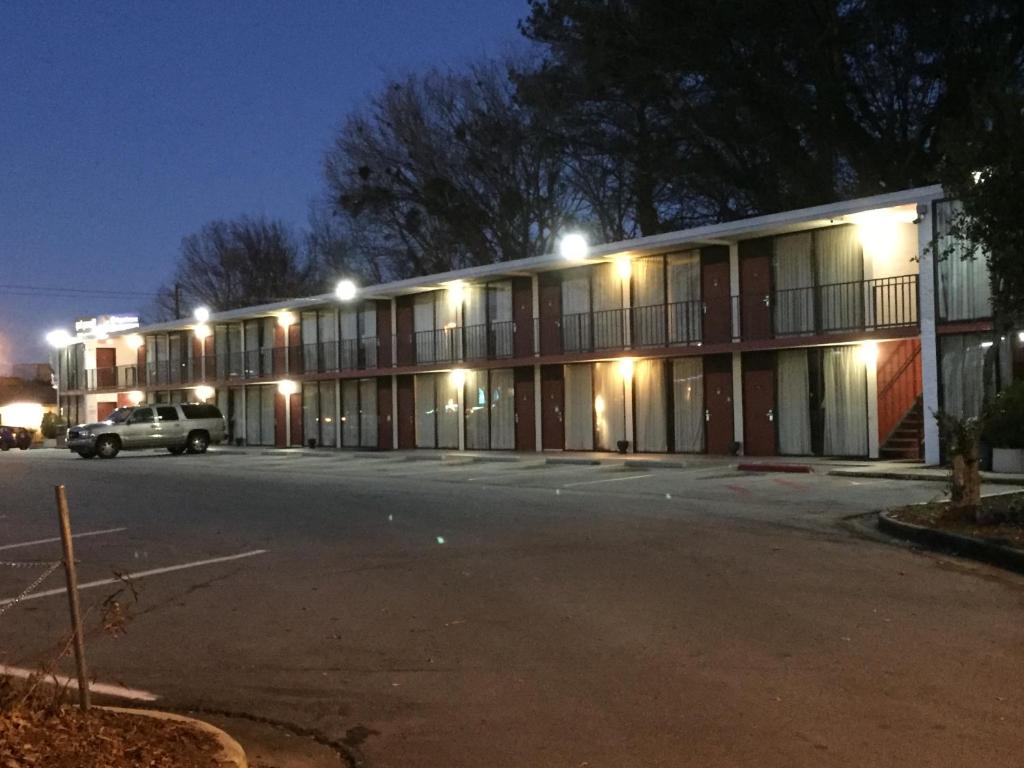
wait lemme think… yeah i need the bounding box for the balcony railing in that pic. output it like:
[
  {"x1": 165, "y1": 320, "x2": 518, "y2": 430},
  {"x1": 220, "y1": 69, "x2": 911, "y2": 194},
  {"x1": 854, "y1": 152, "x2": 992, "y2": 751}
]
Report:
[
  {"x1": 299, "y1": 338, "x2": 380, "y2": 374},
  {"x1": 772, "y1": 275, "x2": 918, "y2": 336},
  {"x1": 85, "y1": 365, "x2": 139, "y2": 391},
  {"x1": 144, "y1": 360, "x2": 202, "y2": 387}
]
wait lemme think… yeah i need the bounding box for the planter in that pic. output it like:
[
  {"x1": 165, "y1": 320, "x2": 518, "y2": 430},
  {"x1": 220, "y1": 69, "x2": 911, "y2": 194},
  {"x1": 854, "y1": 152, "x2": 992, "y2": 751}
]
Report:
[{"x1": 992, "y1": 447, "x2": 1024, "y2": 474}]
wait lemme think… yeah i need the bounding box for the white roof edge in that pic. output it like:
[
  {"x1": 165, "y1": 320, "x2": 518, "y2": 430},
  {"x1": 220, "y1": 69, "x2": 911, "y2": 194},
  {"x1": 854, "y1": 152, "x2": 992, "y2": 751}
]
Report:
[{"x1": 111, "y1": 185, "x2": 944, "y2": 338}]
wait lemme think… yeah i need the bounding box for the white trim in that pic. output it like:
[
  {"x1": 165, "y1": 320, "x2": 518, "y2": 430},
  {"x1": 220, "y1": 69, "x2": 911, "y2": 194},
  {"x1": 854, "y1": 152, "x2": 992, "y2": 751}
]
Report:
[
  {"x1": 732, "y1": 352, "x2": 744, "y2": 452},
  {"x1": 533, "y1": 364, "x2": 542, "y2": 451},
  {"x1": 918, "y1": 206, "x2": 941, "y2": 464}
]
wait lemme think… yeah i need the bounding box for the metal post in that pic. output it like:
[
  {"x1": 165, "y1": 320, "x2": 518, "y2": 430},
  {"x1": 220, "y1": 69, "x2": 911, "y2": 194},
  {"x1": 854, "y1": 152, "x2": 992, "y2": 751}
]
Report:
[{"x1": 54, "y1": 485, "x2": 89, "y2": 710}]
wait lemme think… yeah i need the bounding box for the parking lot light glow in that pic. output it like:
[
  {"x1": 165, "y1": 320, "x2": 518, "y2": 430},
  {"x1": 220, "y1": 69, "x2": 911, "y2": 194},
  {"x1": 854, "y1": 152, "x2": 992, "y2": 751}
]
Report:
[
  {"x1": 335, "y1": 279, "x2": 358, "y2": 301},
  {"x1": 559, "y1": 232, "x2": 588, "y2": 261},
  {"x1": 46, "y1": 329, "x2": 72, "y2": 348},
  {"x1": 194, "y1": 385, "x2": 215, "y2": 402},
  {"x1": 277, "y1": 379, "x2": 298, "y2": 396},
  {"x1": 193, "y1": 306, "x2": 210, "y2": 323}
]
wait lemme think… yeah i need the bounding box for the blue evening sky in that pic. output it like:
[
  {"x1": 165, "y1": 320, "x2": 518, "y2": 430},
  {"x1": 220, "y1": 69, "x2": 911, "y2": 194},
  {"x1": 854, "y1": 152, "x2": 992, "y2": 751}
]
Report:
[{"x1": 0, "y1": 1, "x2": 528, "y2": 365}]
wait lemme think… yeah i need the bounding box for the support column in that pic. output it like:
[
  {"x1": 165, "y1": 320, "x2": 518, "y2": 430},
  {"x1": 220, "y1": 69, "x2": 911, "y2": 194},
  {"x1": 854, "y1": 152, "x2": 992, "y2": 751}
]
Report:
[
  {"x1": 335, "y1": 378, "x2": 343, "y2": 449},
  {"x1": 729, "y1": 243, "x2": 741, "y2": 340},
  {"x1": 732, "y1": 351, "x2": 744, "y2": 452},
  {"x1": 624, "y1": 366, "x2": 635, "y2": 453},
  {"x1": 531, "y1": 275, "x2": 540, "y2": 355},
  {"x1": 390, "y1": 299, "x2": 398, "y2": 366},
  {"x1": 283, "y1": 393, "x2": 291, "y2": 447},
  {"x1": 918, "y1": 205, "x2": 941, "y2": 465},
  {"x1": 866, "y1": 350, "x2": 880, "y2": 458},
  {"x1": 391, "y1": 374, "x2": 399, "y2": 450},
  {"x1": 534, "y1": 364, "x2": 542, "y2": 452}
]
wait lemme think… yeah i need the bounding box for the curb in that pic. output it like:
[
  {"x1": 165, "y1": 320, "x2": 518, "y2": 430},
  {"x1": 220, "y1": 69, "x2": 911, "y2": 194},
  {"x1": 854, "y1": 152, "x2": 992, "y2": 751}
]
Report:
[
  {"x1": 737, "y1": 462, "x2": 812, "y2": 474},
  {"x1": 100, "y1": 706, "x2": 248, "y2": 768},
  {"x1": 830, "y1": 469, "x2": 1024, "y2": 484},
  {"x1": 876, "y1": 511, "x2": 1024, "y2": 575},
  {"x1": 545, "y1": 456, "x2": 601, "y2": 466}
]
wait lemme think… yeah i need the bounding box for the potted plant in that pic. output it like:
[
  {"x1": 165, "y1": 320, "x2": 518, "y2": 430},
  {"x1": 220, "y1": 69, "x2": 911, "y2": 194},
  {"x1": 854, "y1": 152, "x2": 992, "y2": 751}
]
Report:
[{"x1": 983, "y1": 381, "x2": 1024, "y2": 473}]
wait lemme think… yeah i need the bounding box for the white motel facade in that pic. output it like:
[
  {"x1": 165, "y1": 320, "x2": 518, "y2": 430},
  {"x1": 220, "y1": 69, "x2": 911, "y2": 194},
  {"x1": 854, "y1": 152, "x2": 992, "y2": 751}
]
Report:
[{"x1": 53, "y1": 186, "x2": 1023, "y2": 464}]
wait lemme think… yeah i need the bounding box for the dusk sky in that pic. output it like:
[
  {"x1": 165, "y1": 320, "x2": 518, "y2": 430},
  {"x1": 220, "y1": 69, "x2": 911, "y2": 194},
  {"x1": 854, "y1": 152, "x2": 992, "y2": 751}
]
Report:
[{"x1": 0, "y1": 1, "x2": 528, "y2": 366}]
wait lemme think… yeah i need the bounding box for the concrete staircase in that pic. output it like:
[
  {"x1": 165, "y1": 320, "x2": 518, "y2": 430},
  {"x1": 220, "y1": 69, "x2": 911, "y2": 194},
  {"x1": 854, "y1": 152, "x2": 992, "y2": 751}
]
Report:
[{"x1": 880, "y1": 396, "x2": 923, "y2": 460}]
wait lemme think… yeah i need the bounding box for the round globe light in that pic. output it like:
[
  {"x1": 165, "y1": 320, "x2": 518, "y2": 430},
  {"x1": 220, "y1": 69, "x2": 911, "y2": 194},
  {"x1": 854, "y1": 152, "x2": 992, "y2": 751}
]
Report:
[
  {"x1": 193, "y1": 306, "x2": 211, "y2": 323},
  {"x1": 335, "y1": 279, "x2": 358, "y2": 301},
  {"x1": 559, "y1": 233, "x2": 589, "y2": 261},
  {"x1": 46, "y1": 329, "x2": 72, "y2": 348}
]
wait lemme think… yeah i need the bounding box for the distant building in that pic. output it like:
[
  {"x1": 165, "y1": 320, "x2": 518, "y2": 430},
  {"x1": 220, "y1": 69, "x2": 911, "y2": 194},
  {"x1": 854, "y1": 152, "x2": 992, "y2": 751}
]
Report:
[{"x1": 0, "y1": 372, "x2": 56, "y2": 430}]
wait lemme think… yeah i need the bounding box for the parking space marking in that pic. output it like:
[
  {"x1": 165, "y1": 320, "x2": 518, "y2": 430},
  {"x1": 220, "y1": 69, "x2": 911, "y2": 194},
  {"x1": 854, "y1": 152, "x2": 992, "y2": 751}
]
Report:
[
  {"x1": 0, "y1": 549, "x2": 268, "y2": 606},
  {"x1": 562, "y1": 473, "x2": 654, "y2": 488},
  {"x1": 0, "y1": 527, "x2": 128, "y2": 552},
  {"x1": 0, "y1": 664, "x2": 158, "y2": 701}
]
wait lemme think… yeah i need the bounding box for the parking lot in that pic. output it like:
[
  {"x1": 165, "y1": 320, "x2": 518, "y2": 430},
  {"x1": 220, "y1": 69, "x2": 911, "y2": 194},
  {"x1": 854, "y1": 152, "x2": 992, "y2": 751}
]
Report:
[{"x1": 2, "y1": 448, "x2": 1023, "y2": 767}]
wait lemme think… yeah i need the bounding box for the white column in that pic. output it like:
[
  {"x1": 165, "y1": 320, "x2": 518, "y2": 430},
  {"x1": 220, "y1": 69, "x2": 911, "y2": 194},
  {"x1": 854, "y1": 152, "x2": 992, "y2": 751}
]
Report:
[
  {"x1": 866, "y1": 352, "x2": 880, "y2": 458},
  {"x1": 390, "y1": 299, "x2": 398, "y2": 366},
  {"x1": 732, "y1": 351, "x2": 744, "y2": 452},
  {"x1": 531, "y1": 275, "x2": 540, "y2": 355},
  {"x1": 624, "y1": 367, "x2": 635, "y2": 453},
  {"x1": 729, "y1": 243, "x2": 741, "y2": 340},
  {"x1": 457, "y1": 376, "x2": 466, "y2": 452},
  {"x1": 918, "y1": 207, "x2": 941, "y2": 465},
  {"x1": 391, "y1": 374, "x2": 399, "y2": 450},
  {"x1": 335, "y1": 379, "x2": 343, "y2": 449},
  {"x1": 284, "y1": 393, "x2": 291, "y2": 447},
  {"x1": 533, "y1": 364, "x2": 543, "y2": 451}
]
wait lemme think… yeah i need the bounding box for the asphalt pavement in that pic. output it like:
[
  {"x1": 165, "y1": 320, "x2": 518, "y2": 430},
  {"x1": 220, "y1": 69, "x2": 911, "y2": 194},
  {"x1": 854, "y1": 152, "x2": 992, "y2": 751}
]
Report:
[{"x1": 1, "y1": 448, "x2": 1022, "y2": 767}]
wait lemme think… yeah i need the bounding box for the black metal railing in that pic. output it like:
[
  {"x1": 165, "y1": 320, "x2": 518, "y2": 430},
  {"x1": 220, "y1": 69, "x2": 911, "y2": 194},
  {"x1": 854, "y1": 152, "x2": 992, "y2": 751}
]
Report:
[
  {"x1": 144, "y1": 359, "x2": 202, "y2": 387},
  {"x1": 773, "y1": 274, "x2": 918, "y2": 336},
  {"x1": 415, "y1": 327, "x2": 462, "y2": 364},
  {"x1": 85, "y1": 365, "x2": 139, "y2": 391},
  {"x1": 463, "y1": 321, "x2": 514, "y2": 360},
  {"x1": 299, "y1": 338, "x2": 379, "y2": 373},
  {"x1": 562, "y1": 308, "x2": 628, "y2": 353},
  {"x1": 631, "y1": 300, "x2": 703, "y2": 347}
]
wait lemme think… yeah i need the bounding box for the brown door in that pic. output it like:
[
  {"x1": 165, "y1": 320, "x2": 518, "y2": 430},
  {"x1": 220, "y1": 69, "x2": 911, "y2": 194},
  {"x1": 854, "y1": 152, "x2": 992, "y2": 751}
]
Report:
[
  {"x1": 538, "y1": 271, "x2": 562, "y2": 355},
  {"x1": 376, "y1": 301, "x2": 392, "y2": 369},
  {"x1": 704, "y1": 354, "x2": 734, "y2": 454},
  {"x1": 395, "y1": 296, "x2": 414, "y2": 366},
  {"x1": 377, "y1": 377, "x2": 393, "y2": 449},
  {"x1": 514, "y1": 366, "x2": 535, "y2": 451},
  {"x1": 274, "y1": 392, "x2": 287, "y2": 447},
  {"x1": 742, "y1": 351, "x2": 776, "y2": 456},
  {"x1": 701, "y1": 246, "x2": 731, "y2": 344},
  {"x1": 289, "y1": 392, "x2": 303, "y2": 447},
  {"x1": 96, "y1": 347, "x2": 116, "y2": 388},
  {"x1": 739, "y1": 238, "x2": 773, "y2": 340},
  {"x1": 396, "y1": 375, "x2": 415, "y2": 448},
  {"x1": 512, "y1": 277, "x2": 534, "y2": 358},
  {"x1": 540, "y1": 365, "x2": 564, "y2": 449},
  {"x1": 97, "y1": 401, "x2": 117, "y2": 421}
]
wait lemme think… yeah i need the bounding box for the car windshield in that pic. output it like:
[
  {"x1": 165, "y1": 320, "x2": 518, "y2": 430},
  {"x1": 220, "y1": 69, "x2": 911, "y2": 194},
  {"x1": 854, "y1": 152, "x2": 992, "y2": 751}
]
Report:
[{"x1": 106, "y1": 408, "x2": 133, "y2": 424}]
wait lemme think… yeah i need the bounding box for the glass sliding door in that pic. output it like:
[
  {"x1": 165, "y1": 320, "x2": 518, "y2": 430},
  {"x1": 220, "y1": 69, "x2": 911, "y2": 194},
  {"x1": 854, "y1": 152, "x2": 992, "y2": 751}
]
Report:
[
  {"x1": 816, "y1": 225, "x2": 864, "y2": 332},
  {"x1": 940, "y1": 333, "x2": 988, "y2": 420},
  {"x1": 464, "y1": 369, "x2": 489, "y2": 450},
  {"x1": 342, "y1": 379, "x2": 360, "y2": 446},
  {"x1": 489, "y1": 368, "x2": 515, "y2": 449},
  {"x1": 414, "y1": 374, "x2": 437, "y2": 448},
  {"x1": 773, "y1": 232, "x2": 814, "y2": 335},
  {"x1": 672, "y1": 358, "x2": 704, "y2": 452},
  {"x1": 320, "y1": 381, "x2": 338, "y2": 448},
  {"x1": 359, "y1": 378, "x2": 378, "y2": 447},
  {"x1": 633, "y1": 256, "x2": 666, "y2": 347},
  {"x1": 936, "y1": 201, "x2": 992, "y2": 321},
  {"x1": 593, "y1": 361, "x2": 625, "y2": 451},
  {"x1": 561, "y1": 274, "x2": 591, "y2": 352},
  {"x1": 436, "y1": 373, "x2": 460, "y2": 448},
  {"x1": 667, "y1": 251, "x2": 701, "y2": 344},
  {"x1": 822, "y1": 346, "x2": 867, "y2": 456},
  {"x1": 564, "y1": 364, "x2": 593, "y2": 450},
  {"x1": 777, "y1": 350, "x2": 812, "y2": 455},
  {"x1": 634, "y1": 359, "x2": 667, "y2": 452},
  {"x1": 592, "y1": 263, "x2": 624, "y2": 349},
  {"x1": 302, "y1": 383, "x2": 320, "y2": 445}
]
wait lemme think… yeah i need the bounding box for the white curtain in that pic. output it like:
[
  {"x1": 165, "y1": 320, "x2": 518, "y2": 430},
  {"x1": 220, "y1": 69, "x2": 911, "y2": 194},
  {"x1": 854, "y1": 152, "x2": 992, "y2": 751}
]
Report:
[
  {"x1": 302, "y1": 312, "x2": 319, "y2": 372},
  {"x1": 772, "y1": 232, "x2": 814, "y2": 335},
  {"x1": 490, "y1": 368, "x2": 515, "y2": 449},
  {"x1": 593, "y1": 361, "x2": 626, "y2": 451},
  {"x1": 672, "y1": 358, "x2": 704, "y2": 452},
  {"x1": 940, "y1": 334, "x2": 987, "y2": 419},
  {"x1": 359, "y1": 378, "x2": 377, "y2": 447},
  {"x1": 936, "y1": 201, "x2": 992, "y2": 321},
  {"x1": 667, "y1": 251, "x2": 701, "y2": 344},
  {"x1": 464, "y1": 368, "x2": 489, "y2": 450},
  {"x1": 340, "y1": 308, "x2": 360, "y2": 369},
  {"x1": 320, "y1": 381, "x2": 337, "y2": 447},
  {"x1": 342, "y1": 379, "x2": 360, "y2": 447},
  {"x1": 633, "y1": 257, "x2": 666, "y2": 346},
  {"x1": 228, "y1": 324, "x2": 243, "y2": 377},
  {"x1": 634, "y1": 359, "x2": 667, "y2": 452},
  {"x1": 777, "y1": 350, "x2": 812, "y2": 455},
  {"x1": 464, "y1": 285, "x2": 487, "y2": 359},
  {"x1": 261, "y1": 318, "x2": 276, "y2": 374},
  {"x1": 564, "y1": 364, "x2": 594, "y2": 450},
  {"x1": 561, "y1": 273, "x2": 591, "y2": 352},
  {"x1": 245, "y1": 385, "x2": 261, "y2": 445},
  {"x1": 436, "y1": 372, "x2": 460, "y2": 448},
  {"x1": 413, "y1": 374, "x2": 436, "y2": 448},
  {"x1": 592, "y1": 263, "x2": 624, "y2": 349},
  {"x1": 302, "y1": 383, "x2": 319, "y2": 444},
  {"x1": 488, "y1": 283, "x2": 514, "y2": 357},
  {"x1": 436, "y1": 289, "x2": 460, "y2": 362},
  {"x1": 361, "y1": 305, "x2": 378, "y2": 369},
  {"x1": 823, "y1": 346, "x2": 868, "y2": 456},
  {"x1": 260, "y1": 385, "x2": 275, "y2": 446},
  {"x1": 816, "y1": 225, "x2": 864, "y2": 332},
  {"x1": 414, "y1": 294, "x2": 435, "y2": 363},
  {"x1": 319, "y1": 310, "x2": 338, "y2": 371}
]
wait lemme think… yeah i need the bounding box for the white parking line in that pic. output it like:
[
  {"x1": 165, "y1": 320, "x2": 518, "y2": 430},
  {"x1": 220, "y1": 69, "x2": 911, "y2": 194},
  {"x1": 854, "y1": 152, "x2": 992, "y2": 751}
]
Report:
[
  {"x1": 0, "y1": 527, "x2": 128, "y2": 552},
  {"x1": 0, "y1": 664, "x2": 158, "y2": 701},
  {"x1": 0, "y1": 549, "x2": 268, "y2": 606},
  {"x1": 563, "y1": 473, "x2": 654, "y2": 488}
]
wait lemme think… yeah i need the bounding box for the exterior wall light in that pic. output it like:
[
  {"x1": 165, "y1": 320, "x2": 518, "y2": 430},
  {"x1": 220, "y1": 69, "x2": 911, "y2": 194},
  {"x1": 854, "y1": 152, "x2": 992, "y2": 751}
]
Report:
[
  {"x1": 335, "y1": 279, "x2": 358, "y2": 301},
  {"x1": 46, "y1": 329, "x2": 72, "y2": 348},
  {"x1": 1018, "y1": 331, "x2": 1024, "y2": 343},
  {"x1": 447, "y1": 281, "x2": 466, "y2": 306},
  {"x1": 126, "y1": 334, "x2": 144, "y2": 350},
  {"x1": 126, "y1": 390, "x2": 145, "y2": 405},
  {"x1": 277, "y1": 312, "x2": 296, "y2": 328},
  {"x1": 618, "y1": 356, "x2": 635, "y2": 380},
  {"x1": 277, "y1": 379, "x2": 298, "y2": 396},
  {"x1": 193, "y1": 323, "x2": 211, "y2": 340},
  {"x1": 449, "y1": 368, "x2": 466, "y2": 389},
  {"x1": 858, "y1": 341, "x2": 879, "y2": 366},
  {"x1": 559, "y1": 232, "x2": 589, "y2": 261},
  {"x1": 194, "y1": 385, "x2": 215, "y2": 402},
  {"x1": 194, "y1": 306, "x2": 211, "y2": 323},
  {"x1": 614, "y1": 255, "x2": 632, "y2": 280}
]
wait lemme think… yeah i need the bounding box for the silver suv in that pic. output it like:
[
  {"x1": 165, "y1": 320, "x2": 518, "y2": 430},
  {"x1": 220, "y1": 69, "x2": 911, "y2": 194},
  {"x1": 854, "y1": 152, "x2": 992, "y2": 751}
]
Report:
[{"x1": 67, "y1": 403, "x2": 226, "y2": 459}]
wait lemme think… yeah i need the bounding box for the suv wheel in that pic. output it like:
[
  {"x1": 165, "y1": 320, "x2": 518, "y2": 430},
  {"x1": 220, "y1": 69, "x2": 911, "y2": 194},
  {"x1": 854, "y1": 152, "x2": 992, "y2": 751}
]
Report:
[
  {"x1": 186, "y1": 431, "x2": 209, "y2": 454},
  {"x1": 95, "y1": 435, "x2": 121, "y2": 459}
]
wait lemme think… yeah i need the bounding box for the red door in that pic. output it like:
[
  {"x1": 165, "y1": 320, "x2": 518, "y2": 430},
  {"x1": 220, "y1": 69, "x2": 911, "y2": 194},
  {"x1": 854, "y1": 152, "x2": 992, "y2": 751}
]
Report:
[
  {"x1": 274, "y1": 392, "x2": 287, "y2": 447},
  {"x1": 376, "y1": 301, "x2": 392, "y2": 369},
  {"x1": 396, "y1": 375, "x2": 415, "y2": 448},
  {"x1": 377, "y1": 377, "x2": 393, "y2": 449},
  {"x1": 538, "y1": 271, "x2": 562, "y2": 355},
  {"x1": 395, "y1": 296, "x2": 414, "y2": 366},
  {"x1": 96, "y1": 347, "x2": 116, "y2": 388},
  {"x1": 701, "y1": 246, "x2": 731, "y2": 344},
  {"x1": 739, "y1": 238, "x2": 773, "y2": 340},
  {"x1": 704, "y1": 354, "x2": 734, "y2": 454},
  {"x1": 514, "y1": 366, "x2": 535, "y2": 451},
  {"x1": 540, "y1": 365, "x2": 564, "y2": 449},
  {"x1": 512, "y1": 277, "x2": 534, "y2": 358},
  {"x1": 742, "y1": 351, "x2": 776, "y2": 456},
  {"x1": 289, "y1": 392, "x2": 303, "y2": 447}
]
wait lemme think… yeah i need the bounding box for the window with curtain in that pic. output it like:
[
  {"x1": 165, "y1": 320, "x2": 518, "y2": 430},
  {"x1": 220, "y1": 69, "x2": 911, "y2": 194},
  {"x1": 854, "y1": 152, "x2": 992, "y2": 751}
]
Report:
[
  {"x1": 488, "y1": 283, "x2": 514, "y2": 357},
  {"x1": 822, "y1": 346, "x2": 867, "y2": 456},
  {"x1": 935, "y1": 201, "x2": 992, "y2": 321},
  {"x1": 773, "y1": 232, "x2": 814, "y2": 335},
  {"x1": 593, "y1": 361, "x2": 626, "y2": 451},
  {"x1": 359, "y1": 379, "x2": 378, "y2": 447},
  {"x1": 592, "y1": 263, "x2": 625, "y2": 349},
  {"x1": 414, "y1": 374, "x2": 436, "y2": 448},
  {"x1": 228, "y1": 324, "x2": 242, "y2": 378},
  {"x1": 215, "y1": 325, "x2": 228, "y2": 379},
  {"x1": 245, "y1": 386, "x2": 261, "y2": 445},
  {"x1": 777, "y1": 350, "x2": 812, "y2": 455},
  {"x1": 436, "y1": 373, "x2": 460, "y2": 448},
  {"x1": 341, "y1": 308, "x2": 360, "y2": 369},
  {"x1": 261, "y1": 385, "x2": 276, "y2": 445},
  {"x1": 490, "y1": 368, "x2": 515, "y2": 449},
  {"x1": 301, "y1": 312, "x2": 319, "y2": 373},
  {"x1": 940, "y1": 333, "x2": 988, "y2": 419},
  {"x1": 319, "y1": 310, "x2": 338, "y2": 371},
  {"x1": 464, "y1": 285, "x2": 487, "y2": 360},
  {"x1": 634, "y1": 359, "x2": 667, "y2": 452},
  {"x1": 464, "y1": 369, "x2": 489, "y2": 449},
  {"x1": 302, "y1": 383, "x2": 320, "y2": 445},
  {"x1": 564, "y1": 364, "x2": 594, "y2": 450},
  {"x1": 633, "y1": 257, "x2": 665, "y2": 346},
  {"x1": 672, "y1": 358, "x2": 704, "y2": 452},
  {"x1": 228, "y1": 387, "x2": 243, "y2": 443},
  {"x1": 667, "y1": 251, "x2": 701, "y2": 344},
  {"x1": 561, "y1": 273, "x2": 591, "y2": 352},
  {"x1": 261, "y1": 318, "x2": 276, "y2": 375},
  {"x1": 320, "y1": 381, "x2": 337, "y2": 448},
  {"x1": 361, "y1": 305, "x2": 378, "y2": 369},
  {"x1": 816, "y1": 225, "x2": 864, "y2": 332},
  {"x1": 339, "y1": 379, "x2": 358, "y2": 446}
]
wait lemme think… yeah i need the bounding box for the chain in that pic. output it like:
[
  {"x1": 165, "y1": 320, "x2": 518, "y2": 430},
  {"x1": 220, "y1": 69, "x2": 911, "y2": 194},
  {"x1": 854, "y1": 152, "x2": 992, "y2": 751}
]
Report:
[{"x1": 0, "y1": 561, "x2": 62, "y2": 619}]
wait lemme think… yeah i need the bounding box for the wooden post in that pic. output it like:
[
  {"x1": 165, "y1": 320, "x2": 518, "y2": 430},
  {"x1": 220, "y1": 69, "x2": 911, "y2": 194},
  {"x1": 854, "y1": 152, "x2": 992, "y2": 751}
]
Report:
[{"x1": 55, "y1": 485, "x2": 90, "y2": 710}]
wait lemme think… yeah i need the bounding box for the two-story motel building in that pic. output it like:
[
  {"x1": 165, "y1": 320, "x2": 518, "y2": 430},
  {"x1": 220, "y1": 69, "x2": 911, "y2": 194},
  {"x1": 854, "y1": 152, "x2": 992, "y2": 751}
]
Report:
[{"x1": 53, "y1": 186, "x2": 1022, "y2": 465}]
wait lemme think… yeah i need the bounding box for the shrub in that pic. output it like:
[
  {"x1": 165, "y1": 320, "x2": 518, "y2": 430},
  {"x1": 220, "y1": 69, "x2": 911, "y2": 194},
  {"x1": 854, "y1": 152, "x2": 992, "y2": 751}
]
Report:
[
  {"x1": 983, "y1": 380, "x2": 1024, "y2": 449},
  {"x1": 40, "y1": 412, "x2": 58, "y2": 439}
]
